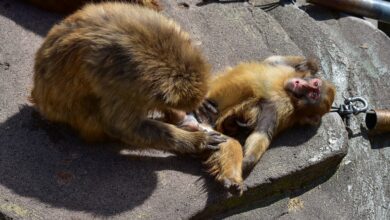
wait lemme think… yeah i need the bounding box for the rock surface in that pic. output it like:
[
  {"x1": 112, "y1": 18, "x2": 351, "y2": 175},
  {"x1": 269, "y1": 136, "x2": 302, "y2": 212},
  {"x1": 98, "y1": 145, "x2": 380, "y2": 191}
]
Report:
[{"x1": 0, "y1": 0, "x2": 388, "y2": 219}]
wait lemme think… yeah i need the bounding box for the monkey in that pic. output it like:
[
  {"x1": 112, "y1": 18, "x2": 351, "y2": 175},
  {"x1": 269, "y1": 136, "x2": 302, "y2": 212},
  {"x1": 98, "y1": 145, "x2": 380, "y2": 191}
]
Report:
[
  {"x1": 194, "y1": 56, "x2": 336, "y2": 174},
  {"x1": 161, "y1": 56, "x2": 334, "y2": 191},
  {"x1": 30, "y1": 3, "x2": 228, "y2": 160},
  {"x1": 23, "y1": 0, "x2": 161, "y2": 13}
]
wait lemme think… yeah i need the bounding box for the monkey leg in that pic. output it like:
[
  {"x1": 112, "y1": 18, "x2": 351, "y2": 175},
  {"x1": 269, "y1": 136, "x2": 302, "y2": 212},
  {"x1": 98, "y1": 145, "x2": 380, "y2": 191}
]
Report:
[
  {"x1": 242, "y1": 100, "x2": 276, "y2": 174},
  {"x1": 205, "y1": 138, "x2": 244, "y2": 195},
  {"x1": 264, "y1": 55, "x2": 318, "y2": 75},
  {"x1": 242, "y1": 132, "x2": 271, "y2": 174}
]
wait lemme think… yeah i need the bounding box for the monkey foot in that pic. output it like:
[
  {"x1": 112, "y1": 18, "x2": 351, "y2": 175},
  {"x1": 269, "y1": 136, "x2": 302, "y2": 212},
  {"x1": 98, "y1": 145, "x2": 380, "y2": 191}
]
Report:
[{"x1": 221, "y1": 178, "x2": 245, "y2": 196}]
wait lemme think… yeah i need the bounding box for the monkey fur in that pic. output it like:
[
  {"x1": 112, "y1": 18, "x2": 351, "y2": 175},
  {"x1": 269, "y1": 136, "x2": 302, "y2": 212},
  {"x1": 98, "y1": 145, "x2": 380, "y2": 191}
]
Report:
[
  {"x1": 23, "y1": 0, "x2": 161, "y2": 13},
  {"x1": 196, "y1": 56, "x2": 336, "y2": 174},
  {"x1": 166, "y1": 112, "x2": 244, "y2": 194},
  {"x1": 31, "y1": 2, "x2": 228, "y2": 158}
]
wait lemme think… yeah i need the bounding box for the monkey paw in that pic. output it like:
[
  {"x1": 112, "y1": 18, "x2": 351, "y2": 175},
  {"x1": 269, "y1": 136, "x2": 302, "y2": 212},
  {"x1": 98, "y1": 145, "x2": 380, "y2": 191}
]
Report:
[
  {"x1": 202, "y1": 131, "x2": 227, "y2": 151},
  {"x1": 222, "y1": 178, "x2": 245, "y2": 196}
]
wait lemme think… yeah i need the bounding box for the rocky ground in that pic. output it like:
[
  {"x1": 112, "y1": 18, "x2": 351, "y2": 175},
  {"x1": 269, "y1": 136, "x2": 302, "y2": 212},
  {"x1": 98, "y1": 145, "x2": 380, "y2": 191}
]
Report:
[{"x1": 0, "y1": 0, "x2": 389, "y2": 219}]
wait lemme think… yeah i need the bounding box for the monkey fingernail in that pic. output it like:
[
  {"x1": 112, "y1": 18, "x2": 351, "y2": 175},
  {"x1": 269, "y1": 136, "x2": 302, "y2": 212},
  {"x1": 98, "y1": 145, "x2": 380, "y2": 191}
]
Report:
[
  {"x1": 206, "y1": 144, "x2": 220, "y2": 150},
  {"x1": 209, "y1": 137, "x2": 227, "y2": 145}
]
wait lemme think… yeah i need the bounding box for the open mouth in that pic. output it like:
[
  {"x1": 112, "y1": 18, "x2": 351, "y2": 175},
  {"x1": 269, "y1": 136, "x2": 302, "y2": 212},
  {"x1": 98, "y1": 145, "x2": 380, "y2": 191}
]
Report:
[{"x1": 309, "y1": 90, "x2": 320, "y2": 100}]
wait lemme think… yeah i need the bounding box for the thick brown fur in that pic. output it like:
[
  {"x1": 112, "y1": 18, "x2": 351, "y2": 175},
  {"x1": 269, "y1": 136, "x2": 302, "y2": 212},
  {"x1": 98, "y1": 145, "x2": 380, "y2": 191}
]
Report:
[
  {"x1": 30, "y1": 3, "x2": 226, "y2": 155},
  {"x1": 24, "y1": 0, "x2": 162, "y2": 13},
  {"x1": 204, "y1": 138, "x2": 243, "y2": 193},
  {"x1": 198, "y1": 56, "x2": 336, "y2": 174}
]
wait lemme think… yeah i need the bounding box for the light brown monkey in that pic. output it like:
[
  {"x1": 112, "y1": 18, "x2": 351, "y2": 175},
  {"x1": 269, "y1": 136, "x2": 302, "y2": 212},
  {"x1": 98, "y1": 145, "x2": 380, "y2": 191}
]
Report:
[
  {"x1": 196, "y1": 56, "x2": 336, "y2": 173},
  {"x1": 31, "y1": 3, "x2": 226, "y2": 156},
  {"x1": 23, "y1": 0, "x2": 161, "y2": 13}
]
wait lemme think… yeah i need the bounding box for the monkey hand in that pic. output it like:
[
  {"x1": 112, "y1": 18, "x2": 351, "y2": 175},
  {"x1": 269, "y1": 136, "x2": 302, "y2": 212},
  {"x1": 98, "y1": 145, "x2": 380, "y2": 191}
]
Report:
[
  {"x1": 194, "y1": 99, "x2": 219, "y2": 125},
  {"x1": 200, "y1": 131, "x2": 227, "y2": 151}
]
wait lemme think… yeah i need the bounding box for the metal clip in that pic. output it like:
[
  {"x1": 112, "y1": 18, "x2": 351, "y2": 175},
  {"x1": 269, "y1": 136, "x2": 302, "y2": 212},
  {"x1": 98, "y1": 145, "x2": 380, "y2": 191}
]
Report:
[{"x1": 331, "y1": 95, "x2": 369, "y2": 127}]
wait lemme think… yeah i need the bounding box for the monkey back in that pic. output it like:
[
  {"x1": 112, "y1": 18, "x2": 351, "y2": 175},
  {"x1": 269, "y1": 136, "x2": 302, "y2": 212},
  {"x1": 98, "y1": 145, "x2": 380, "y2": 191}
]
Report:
[{"x1": 32, "y1": 2, "x2": 211, "y2": 121}]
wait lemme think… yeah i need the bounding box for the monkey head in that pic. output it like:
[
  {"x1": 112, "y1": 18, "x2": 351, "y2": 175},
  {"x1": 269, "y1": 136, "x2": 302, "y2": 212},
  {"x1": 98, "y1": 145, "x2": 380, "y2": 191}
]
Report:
[{"x1": 285, "y1": 77, "x2": 336, "y2": 125}]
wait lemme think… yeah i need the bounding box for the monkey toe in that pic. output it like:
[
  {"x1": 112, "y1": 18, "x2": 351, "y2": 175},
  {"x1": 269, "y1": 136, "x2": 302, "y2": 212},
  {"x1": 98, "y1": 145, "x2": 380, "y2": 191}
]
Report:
[{"x1": 222, "y1": 178, "x2": 244, "y2": 196}]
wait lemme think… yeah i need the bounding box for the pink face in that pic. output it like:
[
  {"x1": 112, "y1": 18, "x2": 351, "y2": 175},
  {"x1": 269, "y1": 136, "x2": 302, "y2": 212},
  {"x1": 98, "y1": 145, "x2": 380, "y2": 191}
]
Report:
[{"x1": 285, "y1": 77, "x2": 323, "y2": 103}]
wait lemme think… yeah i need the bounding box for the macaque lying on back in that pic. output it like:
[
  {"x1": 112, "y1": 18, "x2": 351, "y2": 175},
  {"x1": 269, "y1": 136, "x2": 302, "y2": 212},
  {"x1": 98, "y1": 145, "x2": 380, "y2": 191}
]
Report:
[
  {"x1": 166, "y1": 56, "x2": 335, "y2": 193},
  {"x1": 198, "y1": 56, "x2": 335, "y2": 173}
]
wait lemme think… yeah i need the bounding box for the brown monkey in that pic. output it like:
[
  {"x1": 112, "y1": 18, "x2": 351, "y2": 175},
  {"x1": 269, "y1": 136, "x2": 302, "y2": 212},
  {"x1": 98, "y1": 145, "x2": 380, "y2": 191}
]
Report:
[
  {"x1": 31, "y1": 3, "x2": 226, "y2": 156},
  {"x1": 23, "y1": 0, "x2": 161, "y2": 13},
  {"x1": 196, "y1": 56, "x2": 336, "y2": 173}
]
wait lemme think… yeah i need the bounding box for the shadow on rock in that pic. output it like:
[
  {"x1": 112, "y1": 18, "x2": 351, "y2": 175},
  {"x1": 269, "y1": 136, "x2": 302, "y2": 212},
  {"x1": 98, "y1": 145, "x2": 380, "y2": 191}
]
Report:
[
  {"x1": 0, "y1": 0, "x2": 63, "y2": 37},
  {"x1": 0, "y1": 106, "x2": 207, "y2": 216},
  {"x1": 368, "y1": 132, "x2": 390, "y2": 149},
  {"x1": 233, "y1": 123, "x2": 320, "y2": 149},
  {"x1": 271, "y1": 124, "x2": 320, "y2": 148},
  {"x1": 299, "y1": 4, "x2": 349, "y2": 22}
]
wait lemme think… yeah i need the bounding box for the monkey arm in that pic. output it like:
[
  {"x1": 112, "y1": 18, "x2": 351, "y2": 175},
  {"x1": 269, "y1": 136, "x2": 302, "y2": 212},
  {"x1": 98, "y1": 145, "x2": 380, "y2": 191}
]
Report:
[
  {"x1": 114, "y1": 117, "x2": 226, "y2": 153},
  {"x1": 99, "y1": 99, "x2": 225, "y2": 154},
  {"x1": 264, "y1": 55, "x2": 318, "y2": 76},
  {"x1": 206, "y1": 69, "x2": 256, "y2": 114},
  {"x1": 242, "y1": 100, "x2": 277, "y2": 173}
]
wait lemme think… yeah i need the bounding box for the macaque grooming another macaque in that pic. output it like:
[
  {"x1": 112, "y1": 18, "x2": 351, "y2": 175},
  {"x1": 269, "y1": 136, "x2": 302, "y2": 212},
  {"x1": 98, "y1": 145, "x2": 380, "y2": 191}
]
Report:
[
  {"x1": 195, "y1": 56, "x2": 336, "y2": 174},
  {"x1": 24, "y1": 0, "x2": 161, "y2": 13},
  {"x1": 31, "y1": 3, "x2": 228, "y2": 159}
]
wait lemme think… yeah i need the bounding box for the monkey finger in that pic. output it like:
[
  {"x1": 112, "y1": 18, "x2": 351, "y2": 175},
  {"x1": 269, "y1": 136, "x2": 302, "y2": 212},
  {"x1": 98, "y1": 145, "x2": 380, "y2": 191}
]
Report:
[
  {"x1": 199, "y1": 105, "x2": 212, "y2": 121},
  {"x1": 193, "y1": 110, "x2": 204, "y2": 123},
  {"x1": 206, "y1": 144, "x2": 220, "y2": 150},
  {"x1": 235, "y1": 119, "x2": 251, "y2": 128},
  {"x1": 207, "y1": 134, "x2": 227, "y2": 145},
  {"x1": 207, "y1": 130, "x2": 224, "y2": 137},
  {"x1": 204, "y1": 100, "x2": 218, "y2": 114},
  {"x1": 206, "y1": 99, "x2": 218, "y2": 108}
]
